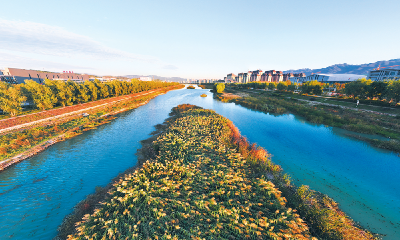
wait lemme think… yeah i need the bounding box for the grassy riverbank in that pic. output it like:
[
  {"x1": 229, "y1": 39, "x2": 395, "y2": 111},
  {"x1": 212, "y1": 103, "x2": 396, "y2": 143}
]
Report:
[
  {"x1": 65, "y1": 104, "x2": 376, "y2": 240},
  {"x1": 0, "y1": 85, "x2": 183, "y2": 169},
  {"x1": 216, "y1": 88, "x2": 400, "y2": 154}
]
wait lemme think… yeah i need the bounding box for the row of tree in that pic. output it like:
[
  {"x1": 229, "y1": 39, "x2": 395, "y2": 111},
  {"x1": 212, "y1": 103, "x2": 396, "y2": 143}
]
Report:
[
  {"x1": 229, "y1": 81, "x2": 298, "y2": 91},
  {"x1": 344, "y1": 79, "x2": 400, "y2": 102},
  {"x1": 300, "y1": 80, "x2": 324, "y2": 95},
  {"x1": 0, "y1": 79, "x2": 178, "y2": 116},
  {"x1": 213, "y1": 78, "x2": 400, "y2": 103}
]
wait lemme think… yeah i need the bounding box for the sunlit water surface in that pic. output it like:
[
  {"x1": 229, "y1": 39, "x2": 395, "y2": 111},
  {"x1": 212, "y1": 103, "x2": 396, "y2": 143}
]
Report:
[{"x1": 0, "y1": 86, "x2": 399, "y2": 239}]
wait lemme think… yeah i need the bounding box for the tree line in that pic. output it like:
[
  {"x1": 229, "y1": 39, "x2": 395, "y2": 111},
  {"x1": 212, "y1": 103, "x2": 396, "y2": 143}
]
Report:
[
  {"x1": 343, "y1": 78, "x2": 400, "y2": 102},
  {"x1": 228, "y1": 78, "x2": 400, "y2": 103},
  {"x1": 228, "y1": 81, "x2": 298, "y2": 91},
  {"x1": 0, "y1": 79, "x2": 179, "y2": 116}
]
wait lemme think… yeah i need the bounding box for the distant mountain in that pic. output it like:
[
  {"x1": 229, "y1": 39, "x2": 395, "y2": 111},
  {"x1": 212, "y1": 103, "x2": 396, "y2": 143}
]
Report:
[
  {"x1": 125, "y1": 75, "x2": 187, "y2": 82},
  {"x1": 284, "y1": 58, "x2": 400, "y2": 75}
]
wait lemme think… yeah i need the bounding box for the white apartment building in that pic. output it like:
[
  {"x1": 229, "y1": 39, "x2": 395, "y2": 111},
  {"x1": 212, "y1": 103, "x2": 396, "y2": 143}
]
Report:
[
  {"x1": 367, "y1": 69, "x2": 400, "y2": 81},
  {"x1": 290, "y1": 73, "x2": 366, "y2": 83}
]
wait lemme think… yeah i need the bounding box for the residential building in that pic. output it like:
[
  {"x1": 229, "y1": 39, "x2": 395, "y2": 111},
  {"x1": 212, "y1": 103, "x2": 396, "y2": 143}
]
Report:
[
  {"x1": 288, "y1": 73, "x2": 306, "y2": 83},
  {"x1": 242, "y1": 72, "x2": 252, "y2": 83},
  {"x1": 260, "y1": 72, "x2": 271, "y2": 82},
  {"x1": 226, "y1": 70, "x2": 305, "y2": 83},
  {"x1": 226, "y1": 73, "x2": 237, "y2": 82},
  {"x1": 283, "y1": 73, "x2": 294, "y2": 81},
  {"x1": 237, "y1": 73, "x2": 244, "y2": 83},
  {"x1": 250, "y1": 70, "x2": 263, "y2": 82},
  {"x1": 290, "y1": 73, "x2": 366, "y2": 83},
  {"x1": 260, "y1": 70, "x2": 284, "y2": 82},
  {"x1": 367, "y1": 69, "x2": 400, "y2": 81}
]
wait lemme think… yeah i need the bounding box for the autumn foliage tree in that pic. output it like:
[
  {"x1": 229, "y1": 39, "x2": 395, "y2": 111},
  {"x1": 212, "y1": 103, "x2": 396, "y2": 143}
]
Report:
[
  {"x1": 213, "y1": 83, "x2": 225, "y2": 93},
  {"x1": 23, "y1": 80, "x2": 58, "y2": 110},
  {"x1": 0, "y1": 79, "x2": 178, "y2": 116},
  {"x1": 0, "y1": 82, "x2": 27, "y2": 116}
]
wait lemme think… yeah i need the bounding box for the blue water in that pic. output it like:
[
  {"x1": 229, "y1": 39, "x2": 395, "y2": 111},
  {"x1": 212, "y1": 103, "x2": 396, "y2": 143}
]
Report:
[{"x1": 0, "y1": 86, "x2": 399, "y2": 239}]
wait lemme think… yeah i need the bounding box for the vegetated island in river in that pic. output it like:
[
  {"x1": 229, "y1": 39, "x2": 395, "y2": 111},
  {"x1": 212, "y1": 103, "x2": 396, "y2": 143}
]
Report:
[
  {"x1": 62, "y1": 104, "x2": 377, "y2": 240},
  {"x1": 0, "y1": 84, "x2": 183, "y2": 171},
  {"x1": 211, "y1": 83, "x2": 400, "y2": 155}
]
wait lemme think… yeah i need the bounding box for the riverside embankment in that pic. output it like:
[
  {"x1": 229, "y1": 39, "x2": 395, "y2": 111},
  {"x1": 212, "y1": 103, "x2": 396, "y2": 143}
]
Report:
[
  {"x1": 215, "y1": 87, "x2": 400, "y2": 153},
  {"x1": 0, "y1": 85, "x2": 183, "y2": 171},
  {"x1": 0, "y1": 86, "x2": 398, "y2": 239}
]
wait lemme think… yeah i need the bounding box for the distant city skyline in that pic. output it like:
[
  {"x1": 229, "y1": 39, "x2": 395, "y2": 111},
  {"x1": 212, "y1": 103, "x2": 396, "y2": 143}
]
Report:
[{"x1": 0, "y1": 0, "x2": 399, "y2": 79}]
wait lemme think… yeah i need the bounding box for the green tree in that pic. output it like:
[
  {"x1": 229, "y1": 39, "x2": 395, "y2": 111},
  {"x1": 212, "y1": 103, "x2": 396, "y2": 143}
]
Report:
[
  {"x1": 287, "y1": 83, "x2": 296, "y2": 92},
  {"x1": 301, "y1": 83, "x2": 310, "y2": 94},
  {"x1": 0, "y1": 82, "x2": 27, "y2": 116},
  {"x1": 387, "y1": 80, "x2": 400, "y2": 104},
  {"x1": 313, "y1": 84, "x2": 322, "y2": 95},
  {"x1": 277, "y1": 82, "x2": 287, "y2": 91},
  {"x1": 368, "y1": 81, "x2": 388, "y2": 100},
  {"x1": 301, "y1": 80, "x2": 323, "y2": 95},
  {"x1": 344, "y1": 79, "x2": 371, "y2": 99},
  {"x1": 268, "y1": 82, "x2": 276, "y2": 90}
]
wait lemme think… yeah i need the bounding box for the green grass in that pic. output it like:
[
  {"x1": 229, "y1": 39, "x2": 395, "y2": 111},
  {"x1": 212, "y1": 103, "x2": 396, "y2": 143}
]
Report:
[{"x1": 264, "y1": 91, "x2": 400, "y2": 115}]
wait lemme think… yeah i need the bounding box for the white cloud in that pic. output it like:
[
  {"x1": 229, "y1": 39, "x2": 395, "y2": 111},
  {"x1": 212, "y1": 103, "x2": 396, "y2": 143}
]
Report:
[
  {"x1": 0, "y1": 19, "x2": 158, "y2": 62},
  {"x1": 0, "y1": 51, "x2": 94, "y2": 72}
]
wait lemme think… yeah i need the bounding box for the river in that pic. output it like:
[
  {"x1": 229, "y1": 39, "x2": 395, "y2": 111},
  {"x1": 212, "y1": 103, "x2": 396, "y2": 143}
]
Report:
[{"x1": 0, "y1": 86, "x2": 399, "y2": 239}]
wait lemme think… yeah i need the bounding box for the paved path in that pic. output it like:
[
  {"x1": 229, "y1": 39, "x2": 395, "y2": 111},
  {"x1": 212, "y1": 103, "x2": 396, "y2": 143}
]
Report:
[
  {"x1": 293, "y1": 98, "x2": 397, "y2": 116},
  {"x1": 0, "y1": 90, "x2": 157, "y2": 135},
  {"x1": 238, "y1": 89, "x2": 398, "y2": 117}
]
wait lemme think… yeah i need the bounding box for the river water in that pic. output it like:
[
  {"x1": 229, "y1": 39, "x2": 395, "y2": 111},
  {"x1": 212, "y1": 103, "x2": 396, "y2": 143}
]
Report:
[{"x1": 0, "y1": 86, "x2": 399, "y2": 239}]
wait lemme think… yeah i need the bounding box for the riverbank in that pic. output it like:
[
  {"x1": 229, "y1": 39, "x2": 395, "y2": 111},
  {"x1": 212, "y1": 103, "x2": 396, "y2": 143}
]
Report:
[
  {"x1": 216, "y1": 88, "x2": 400, "y2": 154},
  {"x1": 0, "y1": 85, "x2": 183, "y2": 171},
  {"x1": 64, "y1": 104, "x2": 377, "y2": 240}
]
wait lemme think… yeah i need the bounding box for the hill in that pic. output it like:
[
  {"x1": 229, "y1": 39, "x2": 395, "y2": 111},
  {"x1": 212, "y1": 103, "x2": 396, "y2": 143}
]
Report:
[{"x1": 284, "y1": 58, "x2": 400, "y2": 75}]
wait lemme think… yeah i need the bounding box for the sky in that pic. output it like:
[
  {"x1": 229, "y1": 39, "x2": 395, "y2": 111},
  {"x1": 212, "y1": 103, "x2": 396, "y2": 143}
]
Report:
[{"x1": 0, "y1": 0, "x2": 399, "y2": 79}]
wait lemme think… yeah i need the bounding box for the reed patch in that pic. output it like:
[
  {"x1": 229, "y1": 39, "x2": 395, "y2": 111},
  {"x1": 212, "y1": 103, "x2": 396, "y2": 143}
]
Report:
[{"x1": 66, "y1": 104, "x2": 377, "y2": 240}]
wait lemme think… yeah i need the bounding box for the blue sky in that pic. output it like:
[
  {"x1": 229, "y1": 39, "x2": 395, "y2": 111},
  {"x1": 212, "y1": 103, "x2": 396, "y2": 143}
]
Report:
[{"x1": 0, "y1": 0, "x2": 399, "y2": 79}]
